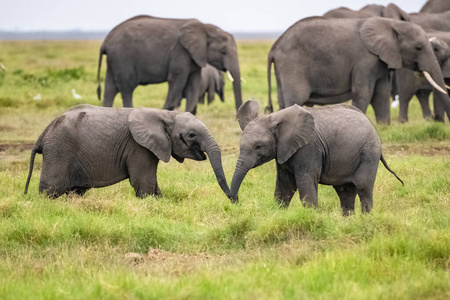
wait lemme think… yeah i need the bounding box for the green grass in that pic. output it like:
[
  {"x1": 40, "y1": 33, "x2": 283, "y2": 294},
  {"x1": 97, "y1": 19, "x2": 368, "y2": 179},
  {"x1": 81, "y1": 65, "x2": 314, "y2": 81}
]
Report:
[{"x1": 0, "y1": 40, "x2": 449, "y2": 299}]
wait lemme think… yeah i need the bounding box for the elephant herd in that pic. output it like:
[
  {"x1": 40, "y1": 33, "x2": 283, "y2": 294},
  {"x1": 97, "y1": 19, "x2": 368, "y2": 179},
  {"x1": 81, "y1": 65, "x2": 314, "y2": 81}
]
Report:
[{"x1": 25, "y1": 0, "x2": 449, "y2": 215}]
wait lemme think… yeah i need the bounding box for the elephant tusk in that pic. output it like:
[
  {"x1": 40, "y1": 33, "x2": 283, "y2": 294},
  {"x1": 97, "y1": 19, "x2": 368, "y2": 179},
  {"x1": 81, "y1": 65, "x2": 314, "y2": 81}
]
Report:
[
  {"x1": 0, "y1": 63, "x2": 6, "y2": 71},
  {"x1": 428, "y1": 36, "x2": 437, "y2": 42},
  {"x1": 241, "y1": 77, "x2": 246, "y2": 83},
  {"x1": 226, "y1": 70, "x2": 234, "y2": 82},
  {"x1": 446, "y1": 84, "x2": 450, "y2": 90},
  {"x1": 423, "y1": 71, "x2": 447, "y2": 94}
]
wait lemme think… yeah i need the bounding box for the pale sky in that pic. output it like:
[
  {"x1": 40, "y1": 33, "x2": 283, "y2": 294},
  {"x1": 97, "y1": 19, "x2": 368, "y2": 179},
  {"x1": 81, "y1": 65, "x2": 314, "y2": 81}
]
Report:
[{"x1": 2, "y1": 0, "x2": 428, "y2": 33}]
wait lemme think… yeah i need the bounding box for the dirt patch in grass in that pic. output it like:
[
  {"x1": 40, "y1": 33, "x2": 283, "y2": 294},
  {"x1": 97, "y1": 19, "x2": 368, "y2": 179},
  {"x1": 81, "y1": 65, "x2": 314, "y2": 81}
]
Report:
[
  {"x1": 125, "y1": 248, "x2": 234, "y2": 276},
  {"x1": 385, "y1": 144, "x2": 450, "y2": 157},
  {"x1": 0, "y1": 142, "x2": 34, "y2": 152}
]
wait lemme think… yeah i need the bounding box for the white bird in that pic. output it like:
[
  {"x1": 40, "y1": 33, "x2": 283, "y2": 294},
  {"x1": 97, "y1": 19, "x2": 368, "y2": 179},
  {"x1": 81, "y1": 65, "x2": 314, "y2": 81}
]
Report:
[
  {"x1": 391, "y1": 95, "x2": 399, "y2": 109},
  {"x1": 33, "y1": 93, "x2": 41, "y2": 100},
  {"x1": 72, "y1": 89, "x2": 82, "y2": 99}
]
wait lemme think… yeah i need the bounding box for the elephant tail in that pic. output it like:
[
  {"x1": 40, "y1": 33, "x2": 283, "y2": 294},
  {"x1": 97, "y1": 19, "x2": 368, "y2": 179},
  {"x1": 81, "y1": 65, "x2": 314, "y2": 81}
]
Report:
[
  {"x1": 24, "y1": 120, "x2": 54, "y2": 194},
  {"x1": 265, "y1": 54, "x2": 275, "y2": 114},
  {"x1": 96, "y1": 48, "x2": 105, "y2": 101},
  {"x1": 380, "y1": 154, "x2": 404, "y2": 185},
  {"x1": 24, "y1": 140, "x2": 44, "y2": 195}
]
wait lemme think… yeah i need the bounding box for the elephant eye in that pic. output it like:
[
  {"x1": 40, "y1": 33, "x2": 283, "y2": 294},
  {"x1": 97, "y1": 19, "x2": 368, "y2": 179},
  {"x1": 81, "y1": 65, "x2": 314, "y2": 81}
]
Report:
[
  {"x1": 416, "y1": 45, "x2": 423, "y2": 51},
  {"x1": 255, "y1": 145, "x2": 261, "y2": 151},
  {"x1": 188, "y1": 132, "x2": 197, "y2": 138}
]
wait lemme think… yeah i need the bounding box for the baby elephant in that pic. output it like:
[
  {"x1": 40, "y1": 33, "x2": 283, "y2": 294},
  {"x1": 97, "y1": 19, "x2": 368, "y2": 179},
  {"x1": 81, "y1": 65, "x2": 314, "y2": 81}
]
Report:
[
  {"x1": 230, "y1": 100, "x2": 403, "y2": 215},
  {"x1": 25, "y1": 105, "x2": 229, "y2": 198}
]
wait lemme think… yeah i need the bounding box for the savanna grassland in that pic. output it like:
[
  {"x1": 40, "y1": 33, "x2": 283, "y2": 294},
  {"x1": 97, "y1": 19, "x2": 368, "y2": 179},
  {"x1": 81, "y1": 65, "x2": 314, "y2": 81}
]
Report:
[{"x1": 0, "y1": 39, "x2": 449, "y2": 299}]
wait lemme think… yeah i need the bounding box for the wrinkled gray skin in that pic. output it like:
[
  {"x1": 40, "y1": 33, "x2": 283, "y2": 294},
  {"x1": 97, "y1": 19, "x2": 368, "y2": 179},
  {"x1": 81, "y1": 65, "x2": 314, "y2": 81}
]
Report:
[
  {"x1": 24, "y1": 105, "x2": 230, "y2": 198},
  {"x1": 324, "y1": 3, "x2": 410, "y2": 20},
  {"x1": 230, "y1": 101, "x2": 403, "y2": 215},
  {"x1": 266, "y1": 17, "x2": 449, "y2": 124},
  {"x1": 184, "y1": 64, "x2": 224, "y2": 107},
  {"x1": 408, "y1": 11, "x2": 450, "y2": 31},
  {"x1": 421, "y1": 0, "x2": 450, "y2": 13},
  {"x1": 97, "y1": 15, "x2": 241, "y2": 114},
  {"x1": 397, "y1": 32, "x2": 450, "y2": 122}
]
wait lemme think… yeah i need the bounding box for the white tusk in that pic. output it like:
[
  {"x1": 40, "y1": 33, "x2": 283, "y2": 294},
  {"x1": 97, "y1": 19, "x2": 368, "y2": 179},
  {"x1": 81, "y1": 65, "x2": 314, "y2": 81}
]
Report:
[
  {"x1": 423, "y1": 71, "x2": 447, "y2": 94},
  {"x1": 241, "y1": 77, "x2": 246, "y2": 83},
  {"x1": 0, "y1": 63, "x2": 6, "y2": 71},
  {"x1": 428, "y1": 36, "x2": 437, "y2": 42},
  {"x1": 446, "y1": 84, "x2": 450, "y2": 90},
  {"x1": 226, "y1": 70, "x2": 234, "y2": 82}
]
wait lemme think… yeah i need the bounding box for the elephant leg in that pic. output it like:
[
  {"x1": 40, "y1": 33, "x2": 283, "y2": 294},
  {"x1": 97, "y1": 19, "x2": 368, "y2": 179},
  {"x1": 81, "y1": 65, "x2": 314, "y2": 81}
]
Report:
[
  {"x1": 351, "y1": 70, "x2": 376, "y2": 114},
  {"x1": 120, "y1": 89, "x2": 135, "y2": 108},
  {"x1": 431, "y1": 90, "x2": 448, "y2": 122},
  {"x1": 295, "y1": 175, "x2": 318, "y2": 209},
  {"x1": 398, "y1": 89, "x2": 416, "y2": 123},
  {"x1": 370, "y1": 77, "x2": 391, "y2": 124},
  {"x1": 127, "y1": 151, "x2": 160, "y2": 198},
  {"x1": 416, "y1": 90, "x2": 432, "y2": 120},
  {"x1": 164, "y1": 72, "x2": 190, "y2": 111},
  {"x1": 184, "y1": 71, "x2": 202, "y2": 114},
  {"x1": 274, "y1": 164, "x2": 297, "y2": 208},
  {"x1": 103, "y1": 68, "x2": 119, "y2": 107},
  {"x1": 357, "y1": 187, "x2": 373, "y2": 214},
  {"x1": 39, "y1": 179, "x2": 66, "y2": 199},
  {"x1": 333, "y1": 183, "x2": 357, "y2": 216}
]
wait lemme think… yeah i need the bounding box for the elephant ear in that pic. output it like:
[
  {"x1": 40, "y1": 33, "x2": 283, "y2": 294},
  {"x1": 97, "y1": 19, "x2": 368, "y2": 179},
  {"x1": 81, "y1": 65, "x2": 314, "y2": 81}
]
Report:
[
  {"x1": 269, "y1": 105, "x2": 315, "y2": 164},
  {"x1": 382, "y1": 3, "x2": 411, "y2": 21},
  {"x1": 180, "y1": 21, "x2": 207, "y2": 68},
  {"x1": 360, "y1": 18, "x2": 402, "y2": 69},
  {"x1": 237, "y1": 100, "x2": 260, "y2": 131},
  {"x1": 128, "y1": 108, "x2": 174, "y2": 163}
]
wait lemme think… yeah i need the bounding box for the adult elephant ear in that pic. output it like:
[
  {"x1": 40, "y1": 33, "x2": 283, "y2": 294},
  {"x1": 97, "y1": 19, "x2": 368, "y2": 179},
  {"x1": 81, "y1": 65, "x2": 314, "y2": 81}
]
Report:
[
  {"x1": 270, "y1": 105, "x2": 315, "y2": 164},
  {"x1": 128, "y1": 108, "x2": 174, "y2": 163},
  {"x1": 382, "y1": 3, "x2": 411, "y2": 21},
  {"x1": 360, "y1": 18, "x2": 402, "y2": 69},
  {"x1": 237, "y1": 100, "x2": 260, "y2": 131},
  {"x1": 180, "y1": 20, "x2": 207, "y2": 68}
]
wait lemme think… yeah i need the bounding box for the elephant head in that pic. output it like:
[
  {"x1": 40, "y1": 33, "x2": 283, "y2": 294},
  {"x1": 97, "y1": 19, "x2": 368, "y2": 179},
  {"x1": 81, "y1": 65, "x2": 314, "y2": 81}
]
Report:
[
  {"x1": 229, "y1": 100, "x2": 315, "y2": 202},
  {"x1": 428, "y1": 36, "x2": 450, "y2": 79},
  {"x1": 180, "y1": 21, "x2": 242, "y2": 111},
  {"x1": 360, "y1": 17, "x2": 448, "y2": 95},
  {"x1": 128, "y1": 108, "x2": 230, "y2": 196}
]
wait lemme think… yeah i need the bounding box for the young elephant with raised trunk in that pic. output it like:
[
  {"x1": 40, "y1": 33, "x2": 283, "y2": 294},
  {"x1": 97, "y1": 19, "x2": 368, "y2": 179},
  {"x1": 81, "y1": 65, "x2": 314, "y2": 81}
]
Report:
[
  {"x1": 230, "y1": 100, "x2": 403, "y2": 215},
  {"x1": 24, "y1": 105, "x2": 229, "y2": 198}
]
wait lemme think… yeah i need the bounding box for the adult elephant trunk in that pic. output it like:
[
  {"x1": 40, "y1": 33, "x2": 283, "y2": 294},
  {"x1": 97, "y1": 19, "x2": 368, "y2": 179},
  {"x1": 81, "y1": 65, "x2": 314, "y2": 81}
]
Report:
[
  {"x1": 225, "y1": 49, "x2": 243, "y2": 112},
  {"x1": 201, "y1": 135, "x2": 230, "y2": 197},
  {"x1": 419, "y1": 53, "x2": 450, "y2": 121},
  {"x1": 229, "y1": 156, "x2": 252, "y2": 203}
]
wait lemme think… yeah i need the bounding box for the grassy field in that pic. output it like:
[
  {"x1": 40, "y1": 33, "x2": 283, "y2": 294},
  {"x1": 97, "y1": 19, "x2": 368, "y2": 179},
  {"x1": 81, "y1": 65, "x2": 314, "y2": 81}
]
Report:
[{"x1": 0, "y1": 40, "x2": 449, "y2": 299}]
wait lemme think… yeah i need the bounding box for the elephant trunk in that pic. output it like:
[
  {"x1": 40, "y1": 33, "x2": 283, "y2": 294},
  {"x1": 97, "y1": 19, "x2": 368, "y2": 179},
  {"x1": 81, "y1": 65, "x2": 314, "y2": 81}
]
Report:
[
  {"x1": 226, "y1": 50, "x2": 243, "y2": 112},
  {"x1": 229, "y1": 156, "x2": 251, "y2": 203},
  {"x1": 202, "y1": 135, "x2": 230, "y2": 197}
]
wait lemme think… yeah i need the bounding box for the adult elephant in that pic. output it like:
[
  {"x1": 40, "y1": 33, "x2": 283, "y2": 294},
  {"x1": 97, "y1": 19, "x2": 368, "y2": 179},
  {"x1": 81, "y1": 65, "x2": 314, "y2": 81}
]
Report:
[
  {"x1": 421, "y1": 0, "x2": 450, "y2": 13},
  {"x1": 397, "y1": 33, "x2": 450, "y2": 122},
  {"x1": 24, "y1": 105, "x2": 230, "y2": 198},
  {"x1": 266, "y1": 17, "x2": 448, "y2": 124},
  {"x1": 96, "y1": 15, "x2": 242, "y2": 114},
  {"x1": 324, "y1": 3, "x2": 410, "y2": 20}
]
